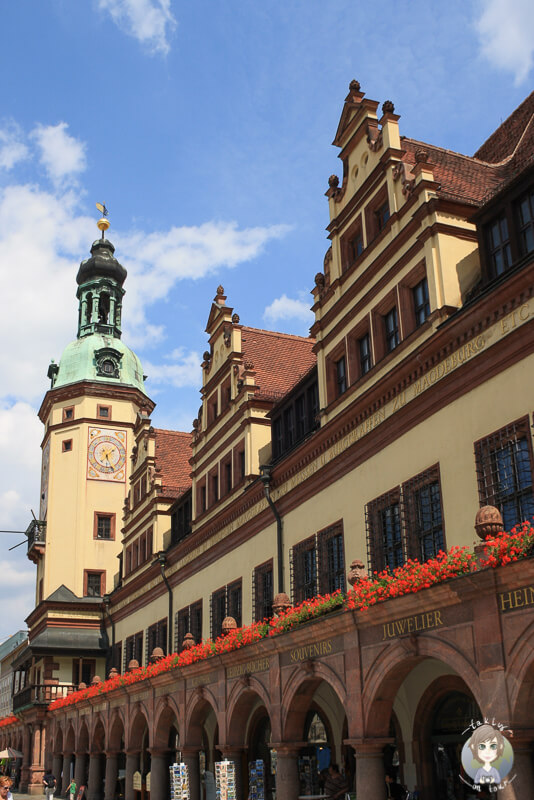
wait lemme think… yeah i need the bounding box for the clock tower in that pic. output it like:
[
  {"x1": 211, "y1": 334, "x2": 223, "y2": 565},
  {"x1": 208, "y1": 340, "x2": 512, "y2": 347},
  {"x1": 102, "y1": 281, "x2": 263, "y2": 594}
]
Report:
[{"x1": 24, "y1": 217, "x2": 154, "y2": 703}]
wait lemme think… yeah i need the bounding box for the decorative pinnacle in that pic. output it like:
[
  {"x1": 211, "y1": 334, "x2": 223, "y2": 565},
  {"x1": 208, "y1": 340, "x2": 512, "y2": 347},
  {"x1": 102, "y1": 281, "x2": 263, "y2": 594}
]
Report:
[{"x1": 96, "y1": 202, "x2": 110, "y2": 239}]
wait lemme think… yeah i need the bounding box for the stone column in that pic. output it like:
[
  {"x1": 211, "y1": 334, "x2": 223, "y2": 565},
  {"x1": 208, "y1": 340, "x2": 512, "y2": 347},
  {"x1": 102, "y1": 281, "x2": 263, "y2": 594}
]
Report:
[
  {"x1": 271, "y1": 744, "x2": 301, "y2": 800},
  {"x1": 148, "y1": 752, "x2": 169, "y2": 800},
  {"x1": 20, "y1": 724, "x2": 32, "y2": 790},
  {"x1": 497, "y1": 732, "x2": 534, "y2": 800},
  {"x1": 181, "y1": 749, "x2": 200, "y2": 800},
  {"x1": 125, "y1": 751, "x2": 139, "y2": 800},
  {"x1": 218, "y1": 747, "x2": 246, "y2": 800},
  {"x1": 52, "y1": 754, "x2": 63, "y2": 787},
  {"x1": 61, "y1": 754, "x2": 72, "y2": 794},
  {"x1": 87, "y1": 752, "x2": 103, "y2": 800},
  {"x1": 104, "y1": 752, "x2": 119, "y2": 800},
  {"x1": 350, "y1": 739, "x2": 389, "y2": 799},
  {"x1": 74, "y1": 752, "x2": 88, "y2": 790}
]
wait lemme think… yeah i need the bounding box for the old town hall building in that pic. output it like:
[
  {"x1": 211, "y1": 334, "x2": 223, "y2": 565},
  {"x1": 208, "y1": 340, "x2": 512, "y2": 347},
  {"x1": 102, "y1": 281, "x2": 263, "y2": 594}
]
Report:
[{"x1": 2, "y1": 83, "x2": 534, "y2": 800}]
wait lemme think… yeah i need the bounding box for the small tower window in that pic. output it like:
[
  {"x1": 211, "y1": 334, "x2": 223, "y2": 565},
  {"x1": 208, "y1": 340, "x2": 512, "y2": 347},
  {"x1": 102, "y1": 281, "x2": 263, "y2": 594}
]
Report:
[
  {"x1": 102, "y1": 360, "x2": 115, "y2": 375},
  {"x1": 98, "y1": 292, "x2": 110, "y2": 324},
  {"x1": 85, "y1": 293, "x2": 93, "y2": 324}
]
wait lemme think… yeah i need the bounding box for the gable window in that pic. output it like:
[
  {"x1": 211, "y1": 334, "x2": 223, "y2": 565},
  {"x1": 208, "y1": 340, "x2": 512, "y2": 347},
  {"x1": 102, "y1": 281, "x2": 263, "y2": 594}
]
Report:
[
  {"x1": 359, "y1": 333, "x2": 372, "y2": 376},
  {"x1": 375, "y1": 199, "x2": 390, "y2": 233},
  {"x1": 384, "y1": 307, "x2": 400, "y2": 352},
  {"x1": 487, "y1": 214, "x2": 512, "y2": 276},
  {"x1": 412, "y1": 278, "x2": 430, "y2": 327},
  {"x1": 348, "y1": 230, "x2": 364, "y2": 264},
  {"x1": 253, "y1": 561, "x2": 273, "y2": 622},
  {"x1": 517, "y1": 188, "x2": 534, "y2": 256},
  {"x1": 336, "y1": 356, "x2": 347, "y2": 395},
  {"x1": 475, "y1": 418, "x2": 534, "y2": 530}
]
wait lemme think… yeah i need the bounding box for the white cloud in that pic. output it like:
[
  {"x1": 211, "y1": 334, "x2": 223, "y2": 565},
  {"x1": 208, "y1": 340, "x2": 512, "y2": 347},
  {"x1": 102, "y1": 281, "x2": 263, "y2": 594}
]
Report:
[
  {"x1": 475, "y1": 0, "x2": 534, "y2": 84},
  {"x1": 118, "y1": 221, "x2": 291, "y2": 348},
  {"x1": 32, "y1": 122, "x2": 86, "y2": 185},
  {"x1": 143, "y1": 348, "x2": 201, "y2": 388},
  {"x1": 0, "y1": 123, "x2": 28, "y2": 170},
  {"x1": 98, "y1": 0, "x2": 177, "y2": 55},
  {"x1": 263, "y1": 293, "x2": 313, "y2": 324}
]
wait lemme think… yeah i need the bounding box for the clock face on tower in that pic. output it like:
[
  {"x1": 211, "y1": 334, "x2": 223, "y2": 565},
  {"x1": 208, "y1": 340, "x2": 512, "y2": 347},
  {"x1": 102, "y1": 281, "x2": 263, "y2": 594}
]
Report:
[{"x1": 87, "y1": 427, "x2": 127, "y2": 482}]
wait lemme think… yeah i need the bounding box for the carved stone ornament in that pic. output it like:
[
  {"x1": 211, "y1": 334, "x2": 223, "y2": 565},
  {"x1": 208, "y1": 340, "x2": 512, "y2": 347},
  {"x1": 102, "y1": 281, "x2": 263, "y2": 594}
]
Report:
[
  {"x1": 192, "y1": 418, "x2": 199, "y2": 430},
  {"x1": 382, "y1": 100, "x2": 395, "y2": 115},
  {"x1": 347, "y1": 559, "x2": 367, "y2": 586},
  {"x1": 392, "y1": 160, "x2": 415, "y2": 196},
  {"x1": 232, "y1": 313, "x2": 240, "y2": 324},
  {"x1": 223, "y1": 328, "x2": 231, "y2": 347},
  {"x1": 221, "y1": 616, "x2": 237, "y2": 636},
  {"x1": 91, "y1": 676, "x2": 101, "y2": 685},
  {"x1": 475, "y1": 505, "x2": 504, "y2": 541},
  {"x1": 182, "y1": 632, "x2": 195, "y2": 650},
  {"x1": 244, "y1": 360, "x2": 255, "y2": 371},
  {"x1": 150, "y1": 647, "x2": 165, "y2": 662},
  {"x1": 128, "y1": 659, "x2": 140, "y2": 671},
  {"x1": 108, "y1": 667, "x2": 119, "y2": 680},
  {"x1": 78, "y1": 682, "x2": 87, "y2": 690},
  {"x1": 328, "y1": 174, "x2": 339, "y2": 188},
  {"x1": 272, "y1": 592, "x2": 292, "y2": 616},
  {"x1": 349, "y1": 79, "x2": 361, "y2": 93},
  {"x1": 415, "y1": 149, "x2": 429, "y2": 163},
  {"x1": 367, "y1": 126, "x2": 383, "y2": 152},
  {"x1": 203, "y1": 351, "x2": 211, "y2": 362},
  {"x1": 315, "y1": 272, "x2": 325, "y2": 288},
  {"x1": 217, "y1": 285, "x2": 224, "y2": 295}
]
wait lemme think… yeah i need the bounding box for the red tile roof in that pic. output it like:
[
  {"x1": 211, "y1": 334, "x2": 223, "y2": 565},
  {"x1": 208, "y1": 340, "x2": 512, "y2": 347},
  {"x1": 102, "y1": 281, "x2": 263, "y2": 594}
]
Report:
[
  {"x1": 240, "y1": 326, "x2": 316, "y2": 401},
  {"x1": 154, "y1": 429, "x2": 192, "y2": 497},
  {"x1": 399, "y1": 91, "x2": 534, "y2": 208}
]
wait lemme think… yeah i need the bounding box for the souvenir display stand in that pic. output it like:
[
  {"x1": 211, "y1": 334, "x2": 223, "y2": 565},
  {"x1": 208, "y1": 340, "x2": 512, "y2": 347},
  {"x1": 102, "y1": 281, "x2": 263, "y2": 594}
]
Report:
[
  {"x1": 170, "y1": 762, "x2": 190, "y2": 800},
  {"x1": 215, "y1": 760, "x2": 236, "y2": 800},
  {"x1": 248, "y1": 760, "x2": 265, "y2": 800}
]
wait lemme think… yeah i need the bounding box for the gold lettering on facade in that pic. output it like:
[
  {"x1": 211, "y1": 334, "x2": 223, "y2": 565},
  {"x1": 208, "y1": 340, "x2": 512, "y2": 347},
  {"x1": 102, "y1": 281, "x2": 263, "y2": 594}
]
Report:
[
  {"x1": 226, "y1": 657, "x2": 270, "y2": 679},
  {"x1": 289, "y1": 639, "x2": 333, "y2": 663},
  {"x1": 499, "y1": 585, "x2": 534, "y2": 612},
  {"x1": 382, "y1": 609, "x2": 444, "y2": 640},
  {"x1": 500, "y1": 300, "x2": 531, "y2": 335}
]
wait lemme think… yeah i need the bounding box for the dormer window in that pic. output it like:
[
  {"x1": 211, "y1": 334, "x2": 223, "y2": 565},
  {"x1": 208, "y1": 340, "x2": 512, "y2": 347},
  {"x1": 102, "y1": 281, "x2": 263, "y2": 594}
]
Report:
[
  {"x1": 517, "y1": 188, "x2": 534, "y2": 256},
  {"x1": 487, "y1": 214, "x2": 512, "y2": 276},
  {"x1": 94, "y1": 347, "x2": 123, "y2": 379}
]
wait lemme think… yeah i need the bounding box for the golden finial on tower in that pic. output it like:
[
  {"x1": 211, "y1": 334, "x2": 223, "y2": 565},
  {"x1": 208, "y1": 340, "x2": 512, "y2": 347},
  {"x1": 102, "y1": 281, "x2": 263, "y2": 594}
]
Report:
[{"x1": 96, "y1": 202, "x2": 110, "y2": 238}]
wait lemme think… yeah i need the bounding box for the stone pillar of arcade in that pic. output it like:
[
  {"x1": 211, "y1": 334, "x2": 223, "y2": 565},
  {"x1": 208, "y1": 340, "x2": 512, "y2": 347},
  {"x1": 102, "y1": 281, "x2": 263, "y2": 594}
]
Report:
[
  {"x1": 270, "y1": 744, "x2": 302, "y2": 800},
  {"x1": 87, "y1": 751, "x2": 104, "y2": 800},
  {"x1": 218, "y1": 746, "x2": 246, "y2": 800},
  {"x1": 74, "y1": 752, "x2": 88, "y2": 792},
  {"x1": 348, "y1": 738, "x2": 391, "y2": 799},
  {"x1": 103, "y1": 751, "x2": 119, "y2": 800},
  {"x1": 180, "y1": 748, "x2": 201, "y2": 800},
  {"x1": 148, "y1": 749, "x2": 169, "y2": 800},
  {"x1": 61, "y1": 753, "x2": 73, "y2": 794},
  {"x1": 125, "y1": 751, "x2": 140, "y2": 800}
]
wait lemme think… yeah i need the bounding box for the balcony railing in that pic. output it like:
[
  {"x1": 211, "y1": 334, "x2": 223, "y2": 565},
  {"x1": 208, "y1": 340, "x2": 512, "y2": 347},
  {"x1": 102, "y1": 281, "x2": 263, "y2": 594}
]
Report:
[
  {"x1": 26, "y1": 520, "x2": 46, "y2": 562},
  {"x1": 13, "y1": 683, "x2": 75, "y2": 713}
]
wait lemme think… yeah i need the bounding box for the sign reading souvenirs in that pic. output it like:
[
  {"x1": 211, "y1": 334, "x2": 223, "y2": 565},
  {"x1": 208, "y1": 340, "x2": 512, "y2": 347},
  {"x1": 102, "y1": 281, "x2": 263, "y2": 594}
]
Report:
[
  {"x1": 227, "y1": 657, "x2": 270, "y2": 680},
  {"x1": 280, "y1": 637, "x2": 342, "y2": 666},
  {"x1": 498, "y1": 584, "x2": 534, "y2": 612}
]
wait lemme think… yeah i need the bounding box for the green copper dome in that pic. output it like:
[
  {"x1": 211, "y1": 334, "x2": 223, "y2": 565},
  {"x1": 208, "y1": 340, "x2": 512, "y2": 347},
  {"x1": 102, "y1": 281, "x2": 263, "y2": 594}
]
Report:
[{"x1": 51, "y1": 333, "x2": 145, "y2": 392}]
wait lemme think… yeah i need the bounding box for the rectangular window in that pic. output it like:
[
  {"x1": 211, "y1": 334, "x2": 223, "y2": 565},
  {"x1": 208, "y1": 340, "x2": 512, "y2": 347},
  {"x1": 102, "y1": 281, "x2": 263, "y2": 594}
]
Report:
[
  {"x1": 291, "y1": 536, "x2": 317, "y2": 604},
  {"x1": 366, "y1": 490, "x2": 404, "y2": 573},
  {"x1": 359, "y1": 333, "x2": 372, "y2": 376},
  {"x1": 97, "y1": 404, "x2": 111, "y2": 419},
  {"x1": 253, "y1": 561, "x2": 273, "y2": 622},
  {"x1": 296, "y1": 394, "x2": 306, "y2": 440},
  {"x1": 239, "y1": 449, "x2": 245, "y2": 480},
  {"x1": 384, "y1": 307, "x2": 400, "y2": 352},
  {"x1": 171, "y1": 494, "x2": 192, "y2": 544},
  {"x1": 475, "y1": 418, "x2": 534, "y2": 530},
  {"x1": 199, "y1": 482, "x2": 207, "y2": 513},
  {"x1": 336, "y1": 356, "x2": 347, "y2": 396},
  {"x1": 517, "y1": 188, "x2": 534, "y2": 256},
  {"x1": 94, "y1": 512, "x2": 115, "y2": 540},
  {"x1": 111, "y1": 642, "x2": 122, "y2": 672},
  {"x1": 318, "y1": 523, "x2": 345, "y2": 594},
  {"x1": 62, "y1": 439, "x2": 73, "y2": 452},
  {"x1": 84, "y1": 570, "x2": 105, "y2": 597},
  {"x1": 412, "y1": 278, "x2": 430, "y2": 327},
  {"x1": 211, "y1": 587, "x2": 227, "y2": 639},
  {"x1": 403, "y1": 468, "x2": 445, "y2": 562},
  {"x1": 124, "y1": 631, "x2": 144, "y2": 669},
  {"x1": 147, "y1": 618, "x2": 167, "y2": 658},
  {"x1": 224, "y1": 459, "x2": 232, "y2": 496},
  {"x1": 487, "y1": 214, "x2": 512, "y2": 276},
  {"x1": 63, "y1": 406, "x2": 74, "y2": 421},
  {"x1": 176, "y1": 600, "x2": 203, "y2": 648},
  {"x1": 375, "y1": 199, "x2": 390, "y2": 233},
  {"x1": 348, "y1": 230, "x2": 364, "y2": 264},
  {"x1": 284, "y1": 407, "x2": 295, "y2": 449},
  {"x1": 228, "y1": 580, "x2": 242, "y2": 627},
  {"x1": 211, "y1": 471, "x2": 219, "y2": 505}
]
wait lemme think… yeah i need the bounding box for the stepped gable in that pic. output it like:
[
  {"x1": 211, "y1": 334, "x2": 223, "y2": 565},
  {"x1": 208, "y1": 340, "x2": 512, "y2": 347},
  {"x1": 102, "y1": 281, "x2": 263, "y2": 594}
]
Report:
[
  {"x1": 474, "y1": 91, "x2": 534, "y2": 163},
  {"x1": 240, "y1": 326, "x2": 316, "y2": 400},
  {"x1": 154, "y1": 429, "x2": 192, "y2": 497}
]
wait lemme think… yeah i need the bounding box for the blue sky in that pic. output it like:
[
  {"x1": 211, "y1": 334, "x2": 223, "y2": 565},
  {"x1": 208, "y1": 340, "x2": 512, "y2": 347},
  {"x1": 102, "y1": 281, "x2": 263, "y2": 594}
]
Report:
[{"x1": 0, "y1": 0, "x2": 532, "y2": 639}]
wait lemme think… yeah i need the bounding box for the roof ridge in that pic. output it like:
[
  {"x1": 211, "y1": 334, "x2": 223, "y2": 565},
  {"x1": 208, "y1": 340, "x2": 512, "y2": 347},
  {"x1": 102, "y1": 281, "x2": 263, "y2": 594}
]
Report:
[
  {"x1": 241, "y1": 325, "x2": 315, "y2": 343},
  {"x1": 402, "y1": 137, "x2": 497, "y2": 167},
  {"x1": 474, "y1": 90, "x2": 534, "y2": 160},
  {"x1": 154, "y1": 428, "x2": 191, "y2": 437}
]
